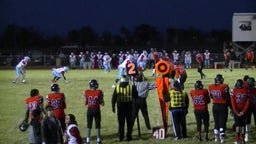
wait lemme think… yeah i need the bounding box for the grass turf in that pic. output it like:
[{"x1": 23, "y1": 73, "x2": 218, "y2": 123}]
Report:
[{"x1": 0, "y1": 68, "x2": 255, "y2": 144}]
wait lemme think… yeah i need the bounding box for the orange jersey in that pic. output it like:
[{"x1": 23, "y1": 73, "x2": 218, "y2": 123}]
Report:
[
  {"x1": 84, "y1": 89, "x2": 103, "y2": 109},
  {"x1": 230, "y1": 88, "x2": 249, "y2": 115},
  {"x1": 208, "y1": 84, "x2": 229, "y2": 104},
  {"x1": 46, "y1": 92, "x2": 66, "y2": 118},
  {"x1": 190, "y1": 89, "x2": 210, "y2": 110},
  {"x1": 25, "y1": 95, "x2": 43, "y2": 119}
]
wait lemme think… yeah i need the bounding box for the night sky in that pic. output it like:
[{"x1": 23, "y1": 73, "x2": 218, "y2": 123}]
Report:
[{"x1": 1, "y1": 0, "x2": 256, "y2": 36}]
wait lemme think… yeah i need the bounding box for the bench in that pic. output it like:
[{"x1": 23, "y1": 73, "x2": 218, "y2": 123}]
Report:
[{"x1": 214, "y1": 61, "x2": 241, "y2": 69}]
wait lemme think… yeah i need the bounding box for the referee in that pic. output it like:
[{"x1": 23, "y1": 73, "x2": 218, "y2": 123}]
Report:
[{"x1": 112, "y1": 75, "x2": 138, "y2": 141}]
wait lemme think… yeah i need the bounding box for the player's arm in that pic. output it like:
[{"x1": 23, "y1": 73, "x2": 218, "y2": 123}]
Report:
[
  {"x1": 224, "y1": 86, "x2": 231, "y2": 108},
  {"x1": 84, "y1": 92, "x2": 88, "y2": 106},
  {"x1": 111, "y1": 90, "x2": 117, "y2": 113},
  {"x1": 100, "y1": 91, "x2": 105, "y2": 106},
  {"x1": 24, "y1": 108, "x2": 29, "y2": 122},
  {"x1": 241, "y1": 96, "x2": 250, "y2": 115},
  {"x1": 39, "y1": 96, "x2": 46, "y2": 115},
  {"x1": 69, "y1": 127, "x2": 83, "y2": 144},
  {"x1": 62, "y1": 95, "x2": 66, "y2": 109},
  {"x1": 62, "y1": 74, "x2": 66, "y2": 81}
]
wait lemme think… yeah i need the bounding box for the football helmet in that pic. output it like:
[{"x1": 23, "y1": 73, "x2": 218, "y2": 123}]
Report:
[
  {"x1": 127, "y1": 54, "x2": 133, "y2": 61},
  {"x1": 63, "y1": 66, "x2": 69, "y2": 72},
  {"x1": 235, "y1": 79, "x2": 244, "y2": 88},
  {"x1": 89, "y1": 79, "x2": 98, "y2": 89},
  {"x1": 143, "y1": 50, "x2": 148, "y2": 55},
  {"x1": 215, "y1": 74, "x2": 224, "y2": 85},
  {"x1": 24, "y1": 56, "x2": 30, "y2": 62},
  {"x1": 51, "y1": 84, "x2": 59, "y2": 91},
  {"x1": 247, "y1": 77, "x2": 255, "y2": 88},
  {"x1": 194, "y1": 80, "x2": 203, "y2": 90},
  {"x1": 19, "y1": 120, "x2": 29, "y2": 132}
]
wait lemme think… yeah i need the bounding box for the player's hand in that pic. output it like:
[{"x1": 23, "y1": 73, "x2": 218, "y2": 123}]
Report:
[
  {"x1": 238, "y1": 112, "x2": 244, "y2": 117},
  {"x1": 112, "y1": 107, "x2": 115, "y2": 113}
]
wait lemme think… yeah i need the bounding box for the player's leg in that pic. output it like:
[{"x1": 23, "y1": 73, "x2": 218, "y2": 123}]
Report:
[
  {"x1": 21, "y1": 68, "x2": 26, "y2": 83},
  {"x1": 13, "y1": 66, "x2": 21, "y2": 83},
  {"x1": 85, "y1": 109, "x2": 93, "y2": 144},
  {"x1": 95, "y1": 109, "x2": 102, "y2": 144}
]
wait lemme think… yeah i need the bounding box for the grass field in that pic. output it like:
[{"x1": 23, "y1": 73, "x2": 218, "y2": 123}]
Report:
[{"x1": 0, "y1": 68, "x2": 255, "y2": 144}]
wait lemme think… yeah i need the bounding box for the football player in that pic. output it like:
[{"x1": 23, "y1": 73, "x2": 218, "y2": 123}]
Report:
[
  {"x1": 208, "y1": 74, "x2": 230, "y2": 143},
  {"x1": 12, "y1": 56, "x2": 30, "y2": 83},
  {"x1": 112, "y1": 54, "x2": 134, "y2": 88},
  {"x1": 23, "y1": 89, "x2": 45, "y2": 143},
  {"x1": 84, "y1": 79, "x2": 104, "y2": 144},
  {"x1": 190, "y1": 80, "x2": 210, "y2": 141},
  {"x1": 46, "y1": 84, "x2": 67, "y2": 130},
  {"x1": 230, "y1": 79, "x2": 250, "y2": 144},
  {"x1": 51, "y1": 66, "x2": 69, "y2": 83},
  {"x1": 244, "y1": 77, "x2": 256, "y2": 142}
]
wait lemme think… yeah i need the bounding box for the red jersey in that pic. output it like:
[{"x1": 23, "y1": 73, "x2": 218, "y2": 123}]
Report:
[
  {"x1": 174, "y1": 64, "x2": 186, "y2": 79},
  {"x1": 230, "y1": 88, "x2": 249, "y2": 115},
  {"x1": 25, "y1": 95, "x2": 43, "y2": 119},
  {"x1": 190, "y1": 89, "x2": 210, "y2": 110},
  {"x1": 84, "y1": 89, "x2": 103, "y2": 109},
  {"x1": 248, "y1": 87, "x2": 256, "y2": 109},
  {"x1": 46, "y1": 92, "x2": 66, "y2": 118},
  {"x1": 196, "y1": 53, "x2": 204, "y2": 64},
  {"x1": 224, "y1": 52, "x2": 230, "y2": 60},
  {"x1": 153, "y1": 51, "x2": 160, "y2": 63},
  {"x1": 208, "y1": 84, "x2": 229, "y2": 104},
  {"x1": 245, "y1": 50, "x2": 254, "y2": 61}
]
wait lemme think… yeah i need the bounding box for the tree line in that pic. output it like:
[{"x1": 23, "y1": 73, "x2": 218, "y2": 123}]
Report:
[{"x1": 0, "y1": 24, "x2": 231, "y2": 54}]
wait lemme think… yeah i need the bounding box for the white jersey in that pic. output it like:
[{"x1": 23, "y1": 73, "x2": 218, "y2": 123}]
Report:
[
  {"x1": 17, "y1": 59, "x2": 28, "y2": 68},
  {"x1": 103, "y1": 54, "x2": 112, "y2": 64},
  {"x1": 69, "y1": 54, "x2": 76, "y2": 62},
  {"x1": 204, "y1": 52, "x2": 210, "y2": 60},
  {"x1": 53, "y1": 67, "x2": 65, "y2": 74},
  {"x1": 137, "y1": 53, "x2": 148, "y2": 62},
  {"x1": 66, "y1": 124, "x2": 79, "y2": 144},
  {"x1": 184, "y1": 53, "x2": 191, "y2": 61},
  {"x1": 118, "y1": 58, "x2": 131, "y2": 69},
  {"x1": 172, "y1": 52, "x2": 179, "y2": 62},
  {"x1": 133, "y1": 53, "x2": 140, "y2": 61},
  {"x1": 97, "y1": 54, "x2": 103, "y2": 60}
]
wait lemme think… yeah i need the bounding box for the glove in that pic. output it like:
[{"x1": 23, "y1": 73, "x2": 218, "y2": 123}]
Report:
[{"x1": 112, "y1": 107, "x2": 115, "y2": 113}]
